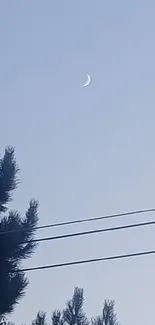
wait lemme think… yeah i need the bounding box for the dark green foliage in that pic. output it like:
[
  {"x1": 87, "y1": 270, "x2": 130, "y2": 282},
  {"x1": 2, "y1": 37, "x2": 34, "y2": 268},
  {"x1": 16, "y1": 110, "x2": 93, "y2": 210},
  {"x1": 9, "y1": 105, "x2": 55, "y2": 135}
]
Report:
[
  {"x1": 16, "y1": 287, "x2": 120, "y2": 325},
  {"x1": 0, "y1": 147, "x2": 39, "y2": 317},
  {"x1": 32, "y1": 288, "x2": 88, "y2": 325},
  {"x1": 51, "y1": 310, "x2": 63, "y2": 325},
  {"x1": 31, "y1": 288, "x2": 120, "y2": 325},
  {"x1": 0, "y1": 147, "x2": 19, "y2": 213},
  {"x1": 32, "y1": 312, "x2": 47, "y2": 325},
  {"x1": 63, "y1": 288, "x2": 88, "y2": 325},
  {"x1": 91, "y1": 300, "x2": 120, "y2": 325}
]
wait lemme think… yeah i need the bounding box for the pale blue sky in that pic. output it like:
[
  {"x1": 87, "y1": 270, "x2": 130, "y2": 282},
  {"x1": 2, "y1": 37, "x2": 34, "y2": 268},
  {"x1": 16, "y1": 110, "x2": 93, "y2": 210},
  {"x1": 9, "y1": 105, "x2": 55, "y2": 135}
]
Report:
[{"x1": 1, "y1": 1, "x2": 155, "y2": 324}]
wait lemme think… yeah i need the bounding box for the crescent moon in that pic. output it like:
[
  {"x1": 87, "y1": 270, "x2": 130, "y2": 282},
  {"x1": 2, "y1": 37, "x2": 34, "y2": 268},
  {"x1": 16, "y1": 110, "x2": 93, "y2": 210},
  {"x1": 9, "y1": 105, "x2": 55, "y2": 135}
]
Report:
[{"x1": 83, "y1": 74, "x2": 91, "y2": 87}]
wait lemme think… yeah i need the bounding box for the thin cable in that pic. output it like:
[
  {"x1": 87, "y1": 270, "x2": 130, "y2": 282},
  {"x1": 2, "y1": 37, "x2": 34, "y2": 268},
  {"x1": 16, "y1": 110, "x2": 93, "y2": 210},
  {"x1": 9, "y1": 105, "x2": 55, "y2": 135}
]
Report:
[
  {"x1": 11, "y1": 249, "x2": 155, "y2": 273},
  {"x1": 21, "y1": 219, "x2": 155, "y2": 245},
  {"x1": 1, "y1": 208, "x2": 155, "y2": 235}
]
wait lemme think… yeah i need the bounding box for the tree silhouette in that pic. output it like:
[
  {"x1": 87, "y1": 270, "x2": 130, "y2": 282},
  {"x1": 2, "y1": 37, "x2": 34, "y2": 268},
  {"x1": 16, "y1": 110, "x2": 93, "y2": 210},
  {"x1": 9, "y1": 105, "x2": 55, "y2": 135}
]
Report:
[
  {"x1": 63, "y1": 288, "x2": 88, "y2": 325},
  {"x1": 0, "y1": 147, "x2": 39, "y2": 317},
  {"x1": 51, "y1": 310, "x2": 64, "y2": 325},
  {"x1": 92, "y1": 300, "x2": 120, "y2": 325},
  {"x1": 32, "y1": 312, "x2": 47, "y2": 325},
  {"x1": 28, "y1": 288, "x2": 120, "y2": 325}
]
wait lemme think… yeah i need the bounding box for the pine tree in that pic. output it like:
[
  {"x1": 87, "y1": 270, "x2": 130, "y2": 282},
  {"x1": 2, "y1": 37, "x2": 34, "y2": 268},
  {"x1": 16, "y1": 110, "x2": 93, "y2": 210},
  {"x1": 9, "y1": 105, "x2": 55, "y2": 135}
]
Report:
[
  {"x1": 91, "y1": 300, "x2": 120, "y2": 325},
  {"x1": 32, "y1": 312, "x2": 47, "y2": 325},
  {"x1": 31, "y1": 288, "x2": 121, "y2": 325},
  {"x1": 51, "y1": 310, "x2": 63, "y2": 325},
  {"x1": 0, "y1": 147, "x2": 39, "y2": 317},
  {"x1": 63, "y1": 287, "x2": 88, "y2": 325}
]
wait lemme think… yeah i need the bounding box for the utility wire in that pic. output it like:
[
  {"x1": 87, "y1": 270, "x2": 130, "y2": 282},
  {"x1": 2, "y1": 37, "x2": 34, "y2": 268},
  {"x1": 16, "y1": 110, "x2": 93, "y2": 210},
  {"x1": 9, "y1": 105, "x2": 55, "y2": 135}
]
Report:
[
  {"x1": 11, "y1": 249, "x2": 155, "y2": 273},
  {"x1": 21, "y1": 219, "x2": 155, "y2": 245},
  {"x1": 1, "y1": 207, "x2": 155, "y2": 235}
]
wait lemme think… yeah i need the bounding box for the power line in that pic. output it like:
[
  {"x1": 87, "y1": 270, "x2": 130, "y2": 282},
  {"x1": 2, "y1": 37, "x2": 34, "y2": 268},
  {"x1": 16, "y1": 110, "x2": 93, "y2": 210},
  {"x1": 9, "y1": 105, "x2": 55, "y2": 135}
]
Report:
[
  {"x1": 1, "y1": 207, "x2": 155, "y2": 235},
  {"x1": 21, "y1": 219, "x2": 155, "y2": 245},
  {"x1": 11, "y1": 249, "x2": 155, "y2": 273}
]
